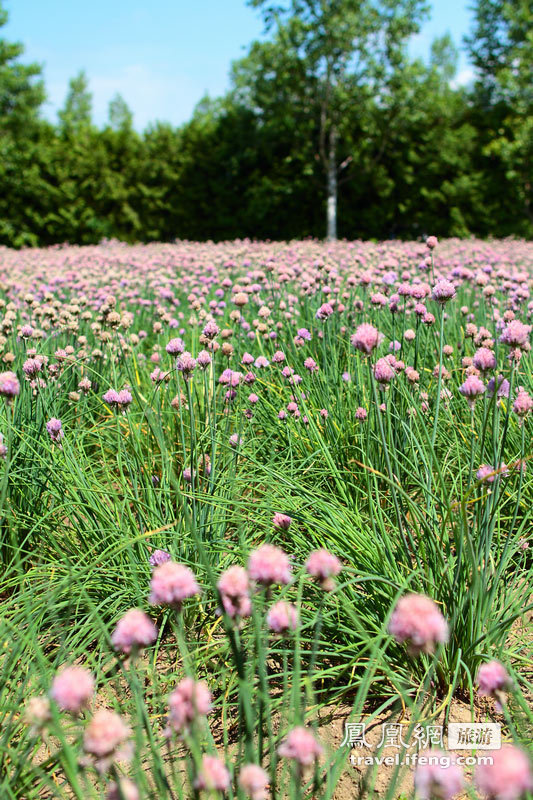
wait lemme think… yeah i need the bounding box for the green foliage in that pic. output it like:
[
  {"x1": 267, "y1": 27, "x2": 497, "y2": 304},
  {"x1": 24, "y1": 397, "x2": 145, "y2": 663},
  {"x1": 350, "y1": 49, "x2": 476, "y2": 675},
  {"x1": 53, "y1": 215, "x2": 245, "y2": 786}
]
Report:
[{"x1": 0, "y1": 0, "x2": 531, "y2": 245}]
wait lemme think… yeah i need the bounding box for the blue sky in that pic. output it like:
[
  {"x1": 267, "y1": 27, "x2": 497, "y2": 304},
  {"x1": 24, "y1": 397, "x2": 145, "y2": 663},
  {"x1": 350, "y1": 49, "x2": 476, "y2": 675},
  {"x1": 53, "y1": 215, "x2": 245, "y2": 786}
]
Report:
[{"x1": 5, "y1": 0, "x2": 474, "y2": 131}]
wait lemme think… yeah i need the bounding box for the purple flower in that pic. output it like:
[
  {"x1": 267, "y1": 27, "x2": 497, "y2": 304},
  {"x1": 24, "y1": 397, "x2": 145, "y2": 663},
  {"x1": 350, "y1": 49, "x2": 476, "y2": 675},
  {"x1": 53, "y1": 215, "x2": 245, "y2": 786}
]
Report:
[
  {"x1": 166, "y1": 338, "x2": 185, "y2": 355},
  {"x1": 431, "y1": 280, "x2": 456, "y2": 303},
  {"x1": 149, "y1": 549, "x2": 171, "y2": 567},
  {"x1": 46, "y1": 418, "x2": 64, "y2": 444}
]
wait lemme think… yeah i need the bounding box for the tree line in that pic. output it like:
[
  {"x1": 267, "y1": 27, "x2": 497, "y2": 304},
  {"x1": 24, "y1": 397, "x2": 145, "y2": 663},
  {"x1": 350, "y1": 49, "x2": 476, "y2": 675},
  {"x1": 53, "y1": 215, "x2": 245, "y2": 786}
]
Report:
[{"x1": 0, "y1": 0, "x2": 531, "y2": 246}]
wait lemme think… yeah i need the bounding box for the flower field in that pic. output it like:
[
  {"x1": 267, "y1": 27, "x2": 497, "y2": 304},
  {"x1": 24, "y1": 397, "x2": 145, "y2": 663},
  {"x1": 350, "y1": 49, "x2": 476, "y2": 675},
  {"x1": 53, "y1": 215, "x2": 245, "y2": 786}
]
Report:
[{"x1": 1, "y1": 237, "x2": 532, "y2": 799}]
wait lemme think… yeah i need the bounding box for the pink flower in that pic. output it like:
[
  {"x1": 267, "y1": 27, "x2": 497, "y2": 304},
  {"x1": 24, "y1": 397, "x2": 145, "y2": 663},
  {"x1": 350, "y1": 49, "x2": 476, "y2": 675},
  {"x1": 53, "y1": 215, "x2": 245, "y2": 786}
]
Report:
[
  {"x1": 476, "y1": 745, "x2": 532, "y2": 800},
  {"x1": 239, "y1": 764, "x2": 269, "y2": 800},
  {"x1": 194, "y1": 754, "x2": 231, "y2": 792},
  {"x1": 50, "y1": 666, "x2": 94, "y2": 713},
  {"x1": 46, "y1": 417, "x2": 64, "y2": 443},
  {"x1": 431, "y1": 280, "x2": 456, "y2": 303},
  {"x1": 316, "y1": 302, "x2": 334, "y2": 320},
  {"x1": 306, "y1": 548, "x2": 342, "y2": 591},
  {"x1": 83, "y1": 709, "x2": 131, "y2": 765},
  {"x1": 168, "y1": 677, "x2": 212, "y2": 731},
  {"x1": 25, "y1": 695, "x2": 51, "y2": 734},
  {"x1": 414, "y1": 750, "x2": 464, "y2": 800},
  {"x1": 278, "y1": 726, "x2": 323, "y2": 766},
  {"x1": 197, "y1": 350, "x2": 212, "y2": 369},
  {"x1": 0, "y1": 371, "x2": 20, "y2": 399},
  {"x1": 351, "y1": 323, "x2": 381, "y2": 354},
  {"x1": 477, "y1": 463, "x2": 507, "y2": 484},
  {"x1": 149, "y1": 561, "x2": 200, "y2": 607},
  {"x1": 202, "y1": 321, "x2": 219, "y2": 339},
  {"x1": 426, "y1": 236, "x2": 438, "y2": 249},
  {"x1": 273, "y1": 513, "x2": 292, "y2": 530},
  {"x1": 217, "y1": 565, "x2": 252, "y2": 619},
  {"x1": 149, "y1": 549, "x2": 171, "y2": 567},
  {"x1": 373, "y1": 357, "x2": 395, "y2": 384},
  {"x1": 267, "y1": 601, "x2": 299, "y2": 633},
  {"x1": 355, "y1": 407, "x2": 367, "y2": 421},
  {"x1": 248, "y1": 544, "x2": 292, "y2": 586},
  {"x1": 166, "y1": 338, "x2": 185, "y2": 355},
  {"x1": 513, "y1": 390, "x2": 533, "y2": 418},
  {"x1": 459, "y1": 375, "x2": 485, "y2": 407},
  {"x1": 477, "y1": 661, "x2": 513, "y2": 710},
  {"x1": 111, "y1": 609, "x2": 157, "y2": 655},
  {"x1": 473, "y1": 347, "x2": 496, "y2": 372},
  {"x1": 388, "y1": 594, "x2": 448, "y2": 655},
  {"x1": 499, "y1": 320, "x2": 531, "y2": 349}
]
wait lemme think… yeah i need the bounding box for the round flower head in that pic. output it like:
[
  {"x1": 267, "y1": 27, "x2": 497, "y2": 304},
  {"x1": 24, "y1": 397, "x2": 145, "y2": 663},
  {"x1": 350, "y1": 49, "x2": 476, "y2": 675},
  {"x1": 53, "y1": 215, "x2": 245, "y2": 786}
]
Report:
[
  {"x1": 477, "y1": 463, "x2": 507, "y2": 484},
  {"x1": 196, "y1": 349, "x2": 212, "y2": 369},
  {"x1": 388, "y1": 594, "x2": 448, "y2": 655},
  {"x1": 83, "y1": 708, "x2": 131, "y2": 759},
  {"x1": 194, "y1": 754, "x2": 231, "y2": 792},
  {"x1": 306, "y1": 548, "x2": 342, "y2": 591},
  {"x1": 103, "y1": 388, "x2": 120, "y2": 406},
  {"x1": 117, "y1": 389, "x2": 132, "y2": 408},
  {"x1": 351, "y1": 323, "x2": 381, "y2": 354},
  {"x1": 239, "y1": 764, "x2": 269, "y2": 800},
  {"x1": 248, "y1": 544, "x2": 292, "y2": 586},
  {"x1": 176, "y1": 352, "x2": 196, "y2": 377},
  {"x1": 355, "y1": 407, "x2": 367, "y2": 421},
  {"x1": 202, "y1": 320, "x2": 219, "y2": 339},
  {"x1": 414, "y1": 750, "x2": 464, "y2": 800},
  {"x1": 0, "y1": 371, "x2": 20, "y2": 399},
  {"x1": 149, "y1": 561, "x2": 200, "y2": 607},
  {"x1": 487, "y1": 375, "x2": 510, "y2": 398},
  {"x1": 229, "y1": 433, "x2": 243, "y2": 449},
  {"x1": 431, "y1": 280, "x2": 456, "y2": 304},
  {"x1": 50, "y1": 665, "x2": 95, "y2": 713},
  {"x1": 168, "y1": 677, "x2": 212, "y2": 731},
  {"x1": 459, "y1": 375, "x2": 485, "y2": 408},
  {"x1": 273, "y1": 512, "x2": 292, "y2": 530},
  {"x1": 23, "y1": 358, "x2": 41, "y2": 378},
  {"x1": 477, "y1": 661, "x2": 513, "y2": 710},
  {"x1": 78, "y1": 377, "x2": 92, "y2": 393},
  {"x1": 374, "y1": 358, "x2": 395, "y2": 384},
  {"x1": 166, "y1": 337, "x2": 185, "y2": 355},
  {"x1": 25, "y1": 695, "x2": 51, "y2": 735},
  {"x1": 499, "y1": 320, "x2": 531, "y2": 349},
  {"x1": 149, "y1": 549, "x2": 171, "y2": 567},
  {"x1": 46, "y1": 418, "x2": 64, "y2": 443},
  {"x1": 513, "y1": 390, "x2": 533, "y2": 418},
  {"x1": 217, "y1": 565, "x2": 252, "y2": 619},
  {"x1": 111, "y1": 609, "x2": 157, "y2": 655},
  {"x1": 473, "y1": 347, "x2": 496, "y2": 372},
  {"x1": 278, "y1": 726, "x2": 323, "y2": 766},
  {"x1": 234, "y1": 291, "x2": 248, "y2": 307},
  {"x1": 267, "y1": 601, "x2": 299, "y2": 634},
  {"x1": 316, "y1": 302, "x2": 334, "y2": 320},
  {"x1": 476, "y1": 745, "x2": 532, "y2": 800},
  {"x1": 107, "y1": 779, "x2": 139, "y2": 800},
  {"x1": 426, "y1": 236, "x2": 438, "y2": 249}
]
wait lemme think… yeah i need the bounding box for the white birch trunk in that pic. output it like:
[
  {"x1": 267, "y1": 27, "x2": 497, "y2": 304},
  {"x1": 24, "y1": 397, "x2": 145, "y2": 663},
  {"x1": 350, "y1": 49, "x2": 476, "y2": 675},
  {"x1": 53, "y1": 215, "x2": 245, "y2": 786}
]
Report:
[{"x1": 326, "y1": 127, "x2": 337, "y2": 241}]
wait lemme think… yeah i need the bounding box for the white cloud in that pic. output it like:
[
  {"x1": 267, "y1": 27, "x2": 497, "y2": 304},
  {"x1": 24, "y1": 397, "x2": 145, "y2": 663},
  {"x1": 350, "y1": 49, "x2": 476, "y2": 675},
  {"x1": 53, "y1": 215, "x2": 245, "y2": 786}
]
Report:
[{"x1": 451, "y1": 67, "x2": 475, "y2": 89}]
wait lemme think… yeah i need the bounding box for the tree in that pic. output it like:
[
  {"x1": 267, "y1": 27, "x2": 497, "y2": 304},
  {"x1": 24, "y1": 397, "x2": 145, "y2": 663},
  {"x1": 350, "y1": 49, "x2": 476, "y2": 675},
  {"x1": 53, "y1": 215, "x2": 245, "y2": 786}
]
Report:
[
  {"x1": 239, "y1": 0, "x2": 429, "y2": 240},
  {"x1": 108, "y1": 93, "x2": 133, "y2": 131},
  {"x1": 465, "y1": 0, "x2": 533, "y2": 230},
  {"x1": 0, "y1": 1, "x2": 50, "y2": 246},
  {"x1": 58, "y1": 70, "x2": 93, "y2": 134}
]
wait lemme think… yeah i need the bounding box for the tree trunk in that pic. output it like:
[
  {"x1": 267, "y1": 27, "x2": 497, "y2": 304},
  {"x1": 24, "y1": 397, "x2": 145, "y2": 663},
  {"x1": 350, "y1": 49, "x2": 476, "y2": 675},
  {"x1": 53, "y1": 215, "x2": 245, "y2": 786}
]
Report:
[{"x1": 326, "y1": 127, "x2": 338, "y2": 241}]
